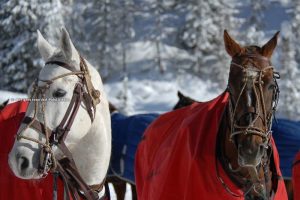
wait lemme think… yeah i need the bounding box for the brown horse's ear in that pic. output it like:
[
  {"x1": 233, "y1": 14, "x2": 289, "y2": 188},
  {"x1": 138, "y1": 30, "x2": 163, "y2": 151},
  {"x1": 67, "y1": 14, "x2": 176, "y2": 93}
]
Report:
[
  {"x1": 177, "y1": 91, "x2": 184, "y2": 99},
  {"x1": 224, "y1": 30, "x2": 244, "y2": 57},
  {"x1": 261, "y1": 31, "x2": 280, "y2": 58}
]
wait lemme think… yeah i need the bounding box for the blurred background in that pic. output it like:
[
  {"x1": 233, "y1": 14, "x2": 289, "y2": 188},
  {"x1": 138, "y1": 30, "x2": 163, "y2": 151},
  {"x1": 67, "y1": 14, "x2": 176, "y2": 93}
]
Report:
[{"x1": 0, "y1": 0, "x2": 299, "y2": 119}]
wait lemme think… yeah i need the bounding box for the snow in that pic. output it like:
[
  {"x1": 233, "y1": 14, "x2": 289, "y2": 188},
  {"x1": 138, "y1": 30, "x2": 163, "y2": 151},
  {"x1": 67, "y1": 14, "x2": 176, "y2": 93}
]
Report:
[
  {"x1": 0, "y1": 90, "x2": 27, "y2": 105},
  {"x1": 126, "y1": 41, "x2": 194, "y2": 63},
  {"x1": 105, "y1": 70, "x2": 221, "y2": 114},
  {"x1": 2, "y1": 0, "x2": 300, "y2": 198},
  {"x1": 108, "y1": 183, "x2": 133, "y2": 200}
]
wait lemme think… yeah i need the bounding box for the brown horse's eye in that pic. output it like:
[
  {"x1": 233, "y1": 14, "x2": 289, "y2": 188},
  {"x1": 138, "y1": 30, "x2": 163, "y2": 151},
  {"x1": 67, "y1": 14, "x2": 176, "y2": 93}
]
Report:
[
  {"x1": 268, "y1": 84, "x2": 276, "y2": 90},
  {"x1": 53, "y1": 89, "x2": 66, "y2": 98}
]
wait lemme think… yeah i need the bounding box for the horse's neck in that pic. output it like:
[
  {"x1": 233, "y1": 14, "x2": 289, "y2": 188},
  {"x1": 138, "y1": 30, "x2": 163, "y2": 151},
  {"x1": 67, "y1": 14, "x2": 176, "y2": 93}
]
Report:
[
  {"x1": 70, "y1": 63, "x2": 111, "y2": 186},
  {"x1": 71, "y1": 108, "x2": 111, "y2": 186},
  {"x1": 217, "y1": 106, "x2": 273, "y2": 195}
]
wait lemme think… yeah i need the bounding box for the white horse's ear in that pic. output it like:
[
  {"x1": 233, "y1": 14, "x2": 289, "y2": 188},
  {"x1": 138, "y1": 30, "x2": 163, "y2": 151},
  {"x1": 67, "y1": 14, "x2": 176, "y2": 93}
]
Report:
[
  {"x1": 60, "y1": 27, "x2": 80, "y2": 66},
  {"x1": 37, "y1": 30, "x2": 55, "y2": 61}
]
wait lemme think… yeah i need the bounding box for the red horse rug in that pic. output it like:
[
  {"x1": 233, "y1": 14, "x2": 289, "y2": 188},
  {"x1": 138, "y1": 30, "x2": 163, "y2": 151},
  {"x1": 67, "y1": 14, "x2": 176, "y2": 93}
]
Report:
[
  {"x1": 135, "y1": 92, "x2": 287, "y2": 200},
  {"x1": 293, "y1": 152, "x2": 300, "y2": 200},
  {"x1": 0, "y1": 101, "x2": 65, "y2": 200}
]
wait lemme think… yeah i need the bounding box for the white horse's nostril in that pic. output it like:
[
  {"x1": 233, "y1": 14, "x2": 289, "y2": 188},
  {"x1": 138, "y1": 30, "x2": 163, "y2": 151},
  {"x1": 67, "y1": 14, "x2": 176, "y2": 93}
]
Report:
[{"x1": 18, "y1": 156, "x2": 29, "y2": 171}]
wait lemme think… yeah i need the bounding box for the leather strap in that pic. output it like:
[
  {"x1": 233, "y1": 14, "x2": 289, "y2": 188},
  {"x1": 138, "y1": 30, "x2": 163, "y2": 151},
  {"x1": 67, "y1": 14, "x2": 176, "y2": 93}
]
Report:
[
  {"x1": 79, "y1": 56, "x2": 100, "y2": 113},
  {"x1": 22, "y1": 117, "x2": 54, "y2": 136},
  {"x1": 46, "y1": 61, "x2": 79, "y2": 72},
  {"x1": 82, "y1": 92, "x2": 94, "y2": 122},
  {"x1": 54, "y1": 83, "x2": 84, "y2": 142},
  {"x1": 57, "y1": 158, "x2": 103, "y2": 200}
]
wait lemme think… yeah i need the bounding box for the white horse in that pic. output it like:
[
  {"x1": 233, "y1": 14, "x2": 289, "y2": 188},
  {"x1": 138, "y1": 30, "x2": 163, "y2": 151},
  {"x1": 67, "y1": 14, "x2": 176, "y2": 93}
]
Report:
[{"x1": 8, "y1": 28, "x2": 111, "y2": 199}]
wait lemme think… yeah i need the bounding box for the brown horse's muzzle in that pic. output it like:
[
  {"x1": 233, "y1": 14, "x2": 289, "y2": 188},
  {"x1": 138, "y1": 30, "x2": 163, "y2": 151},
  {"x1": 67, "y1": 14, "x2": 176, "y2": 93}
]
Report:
[{"x1": 237, "y1": 135, "x2": 265, "y2": 167}]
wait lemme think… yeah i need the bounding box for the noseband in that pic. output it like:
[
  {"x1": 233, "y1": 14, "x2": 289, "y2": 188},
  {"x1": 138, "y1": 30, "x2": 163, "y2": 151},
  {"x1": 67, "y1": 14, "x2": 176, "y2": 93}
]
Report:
[{"x1": 17, "y1": 56, "x2": 106, "y2": 200}]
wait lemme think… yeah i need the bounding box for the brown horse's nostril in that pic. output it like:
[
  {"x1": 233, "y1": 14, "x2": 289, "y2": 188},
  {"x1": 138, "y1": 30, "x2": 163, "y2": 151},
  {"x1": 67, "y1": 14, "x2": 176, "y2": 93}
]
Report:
[
  {"x1": 238, "y1": 112, "x2": 256, "y2": 126},
  {"x1": 20, "y1": 156, "x2": 29, "y2": 171},
  {"x1": 245, "y1": 113, "x2": 252, "y2": 124},
  {"x1": 259, "y1": 145, "x2": 265, "y2": 155}
]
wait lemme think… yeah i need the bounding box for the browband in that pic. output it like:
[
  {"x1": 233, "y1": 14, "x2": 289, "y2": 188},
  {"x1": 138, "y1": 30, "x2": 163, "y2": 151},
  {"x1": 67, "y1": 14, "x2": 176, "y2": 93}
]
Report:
[{"x1": 45, "y1": 61, "x2": 79, "y2": 72}]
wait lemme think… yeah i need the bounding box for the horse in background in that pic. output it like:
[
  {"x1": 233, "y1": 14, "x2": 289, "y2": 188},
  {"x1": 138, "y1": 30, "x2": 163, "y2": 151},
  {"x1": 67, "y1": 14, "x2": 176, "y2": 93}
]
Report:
[
  {"x1": 0, "y1": 100, "x2": 9, "y2": 110},
  {"x1": 107, "y1": 102, "x2": 159, "y2": 200},
  {"x1": 107, "y1": 96, "x2": 201, "y2": 200},
  {"x1": 135, "y1": 30, "x2": 287, "y2": 199},
  {"x1": 8, "y1": 28, "x2": 111, "y2": 200}
]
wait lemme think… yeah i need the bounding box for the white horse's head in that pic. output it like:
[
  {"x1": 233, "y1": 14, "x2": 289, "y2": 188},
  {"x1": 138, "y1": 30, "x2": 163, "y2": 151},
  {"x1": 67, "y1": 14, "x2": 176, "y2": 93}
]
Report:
[{"x1": 8, "y1": 28, "x2": 111, "y2": 184}]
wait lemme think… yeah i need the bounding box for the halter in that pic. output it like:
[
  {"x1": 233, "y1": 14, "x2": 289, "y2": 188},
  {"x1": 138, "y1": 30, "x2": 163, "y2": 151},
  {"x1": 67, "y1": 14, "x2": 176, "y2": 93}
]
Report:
[
  {"x1": 222, "y1": 54, "x2": 280, "y2": 199},
  {"x1": 17, "y1": 56, "x2": 107, "y2": 200}
]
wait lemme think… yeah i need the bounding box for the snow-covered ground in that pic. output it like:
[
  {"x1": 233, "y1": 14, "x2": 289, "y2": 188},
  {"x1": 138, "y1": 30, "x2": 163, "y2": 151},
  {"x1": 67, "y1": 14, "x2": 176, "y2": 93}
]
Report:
[
  {"x1": 0, "y1": 90, "x2": 27, "y2": 104},
  {"x1": 105, "y1": 69, "x2": 222, "y2": 115}
]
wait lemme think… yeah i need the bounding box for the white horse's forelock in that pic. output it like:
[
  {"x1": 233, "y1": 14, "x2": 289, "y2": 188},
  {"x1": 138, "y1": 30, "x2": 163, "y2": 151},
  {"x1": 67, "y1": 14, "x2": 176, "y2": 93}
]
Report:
[{"x1": 8, "y1": 28, "x2": 111, "y2": 193}]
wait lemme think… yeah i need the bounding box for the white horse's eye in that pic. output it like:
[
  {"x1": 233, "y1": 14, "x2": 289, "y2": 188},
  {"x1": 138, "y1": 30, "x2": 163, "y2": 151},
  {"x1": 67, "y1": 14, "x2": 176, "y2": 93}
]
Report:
[{"x1": 53, "y1": 89, "x2": 67, "y2": 98}]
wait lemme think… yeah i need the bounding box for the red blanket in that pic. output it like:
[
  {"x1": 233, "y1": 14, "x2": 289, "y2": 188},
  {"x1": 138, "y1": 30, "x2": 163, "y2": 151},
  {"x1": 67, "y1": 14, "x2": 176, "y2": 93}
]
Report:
[
  {"x1": 293, "y1": 152, "x2": 300, "y2": 200},
  {"x1": 135, "y1": 92, "x2": 287, "y2": 200},
  {"x1": 0, "y1": 101, "x2": 64, "y2": 200}
]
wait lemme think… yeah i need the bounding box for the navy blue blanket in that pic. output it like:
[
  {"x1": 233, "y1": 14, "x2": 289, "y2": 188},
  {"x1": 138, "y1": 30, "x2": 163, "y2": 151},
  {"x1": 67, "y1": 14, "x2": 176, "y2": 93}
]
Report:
[
  {"x1": 109, "y1": 114, "x2": 300, "y2": 182},
  {"x1": 108, "y1": 112, "x2": 159, "y2": 183},
  {"x1": 272, "y1": 118, "x2": 300, "y2": 179}
]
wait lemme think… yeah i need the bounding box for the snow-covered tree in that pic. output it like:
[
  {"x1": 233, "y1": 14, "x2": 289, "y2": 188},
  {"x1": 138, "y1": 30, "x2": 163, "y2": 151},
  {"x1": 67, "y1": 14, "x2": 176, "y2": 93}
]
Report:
[
  {"x1": 180, "y1": 0, "x2": 241, "y2": 86},
  {"x1": 289, "y1": 0, "x2": 300, "y2": 65},
  {"x1": 114, "y1": 0, "x2": 135, "y2": 113},
  {"x1": 65, "y1": 0, "x2": 135, "y2": 80},
  {"x1": 278, "y1": 22, "x2": 300, "y2": 120},
  {"x1": 0, "y1": 0, "x2": 64, "y2": 92},
  {"x1": 239, "y1": 0, "x2": 267, "y2": 45},
  {"x1": 135, "y1": 0, "x2": 185, "y2": 73}
]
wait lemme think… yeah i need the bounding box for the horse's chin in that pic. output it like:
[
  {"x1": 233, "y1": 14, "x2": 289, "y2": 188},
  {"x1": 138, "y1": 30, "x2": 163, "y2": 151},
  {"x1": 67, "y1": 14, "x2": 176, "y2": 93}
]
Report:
[
  {"x1": 237, "y1": 145, "x2": 263, "y2": 168},
  {"x1": 13, "y1": 168, "x2": 42, "y2": 180},
  {"x1": 238, "y1": 154, "x2": 262, "y2": 168}
]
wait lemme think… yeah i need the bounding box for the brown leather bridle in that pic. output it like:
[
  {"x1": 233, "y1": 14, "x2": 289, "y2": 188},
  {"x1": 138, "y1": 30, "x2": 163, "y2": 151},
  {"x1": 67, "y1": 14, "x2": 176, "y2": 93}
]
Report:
[
  {"x1": 17, "y1": 56, "x2": 108, "y2": 200},
  {"x1": 220, "y1": 54, "x2": 280, "y2": 198},
  {"x1": 227, "y1": 56, "x2": 280, "y2": 145}
]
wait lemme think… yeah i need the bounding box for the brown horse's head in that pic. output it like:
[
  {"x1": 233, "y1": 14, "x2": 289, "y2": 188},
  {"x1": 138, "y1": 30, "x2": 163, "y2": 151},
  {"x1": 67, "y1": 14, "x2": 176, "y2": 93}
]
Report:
[{"x1": 224, "y1": 30, "x2": 280, "y2": 170}]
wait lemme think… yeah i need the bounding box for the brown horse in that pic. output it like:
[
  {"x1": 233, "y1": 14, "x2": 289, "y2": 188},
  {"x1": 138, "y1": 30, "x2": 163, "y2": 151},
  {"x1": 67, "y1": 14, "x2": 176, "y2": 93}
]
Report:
[
  {"x1": 175, "y1": 91, "x2": 295, "y2": 200},
  {"x1": 135, "y1": 30, "x2": 287, "y2": 200}
]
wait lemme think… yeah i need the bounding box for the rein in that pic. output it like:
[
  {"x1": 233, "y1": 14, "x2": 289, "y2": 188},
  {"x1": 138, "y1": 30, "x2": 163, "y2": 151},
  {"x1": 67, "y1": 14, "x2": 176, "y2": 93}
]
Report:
[
  {"x1": 219, "y1": 54, "x2": 280, "y2": 199},
  {"x1": 17, "y1": 56, "x2": 107, "y2": 200}
]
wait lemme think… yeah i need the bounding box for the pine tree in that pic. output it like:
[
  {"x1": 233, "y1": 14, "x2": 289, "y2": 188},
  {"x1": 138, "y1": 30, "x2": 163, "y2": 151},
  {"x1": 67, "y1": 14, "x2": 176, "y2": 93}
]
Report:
[
  {"x1": 180, "y1": 0, "x2": 241, "y2": 86},
  {"x1": 117, "y1": 0, "x2": 135, "y2": 113},
  {"x1": 289, "y1": 0, "x2": 300, "y2": 65},
  {"x1": 278, "y1": 22, "x2": 300, "y2": 120},
  {"x1": 136, "y1": 0, "x2": 184, "y2": 73},
  {"x1": 0, "y1": 0, "x2": 64, "y2": 92},
  {"x1": 239, "y1": 0, "x2": 267, "y2": 45},
  {"x1": 66, "y1": 0, "x2": 135, "y2": 80}
]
